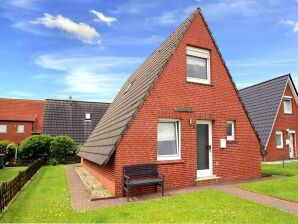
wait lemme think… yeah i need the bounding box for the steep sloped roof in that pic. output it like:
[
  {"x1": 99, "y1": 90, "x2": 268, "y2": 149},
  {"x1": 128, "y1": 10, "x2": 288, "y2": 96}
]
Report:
[
  {"x1": 79, "y1": 8, "x2": 262, "y2": 165},
  {"x1": 239, "y1": 75, "x2": 290, "y2": 148},
  {"x1": 42, "y1": 99, "x2": 110, "y2": 144},
  {"x1": 0, "y1": 98, "x2": 45, "y2": 133},
  {"x1": 78, "y1": 9, "x2": 199, "y2": 165}
]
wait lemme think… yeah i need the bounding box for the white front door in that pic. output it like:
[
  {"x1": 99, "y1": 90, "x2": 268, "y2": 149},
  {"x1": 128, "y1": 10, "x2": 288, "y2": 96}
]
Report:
[
  {"x1": 196, "y1": 120, "x2": 213, "y2": 177},
  {"x1": 289, "y1": 132, "x2": 296, "y2": 159}
]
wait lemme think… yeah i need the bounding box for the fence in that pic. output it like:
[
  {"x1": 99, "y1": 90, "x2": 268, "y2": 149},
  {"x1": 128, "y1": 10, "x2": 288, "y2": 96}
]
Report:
[
  {"x1": 5, "y1": 155, "x2": 80, "y2": 167},
  {"x1": 0, "y1": 158, "x2": 46, "y2": 212}
]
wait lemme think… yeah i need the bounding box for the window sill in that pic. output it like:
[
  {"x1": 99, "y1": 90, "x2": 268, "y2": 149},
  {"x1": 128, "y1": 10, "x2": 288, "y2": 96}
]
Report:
[
  {"x1": 186, "y1": 81, "x2": 213, "y2": 87},
  {"x1": 157, "y1": 160, "x2": 185, "y2": 165}
]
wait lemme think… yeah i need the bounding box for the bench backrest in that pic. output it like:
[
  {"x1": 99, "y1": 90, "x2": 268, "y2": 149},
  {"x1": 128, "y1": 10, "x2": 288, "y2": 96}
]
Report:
[{"x1": 124, "y1": 163, "x2": 158, "y2": 178}]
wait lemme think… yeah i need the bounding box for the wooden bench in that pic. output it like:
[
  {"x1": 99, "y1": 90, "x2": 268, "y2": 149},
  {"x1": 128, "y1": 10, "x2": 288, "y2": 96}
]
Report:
[{"x1": 123, "y1": 163, "x2": 164, "y2": 201}]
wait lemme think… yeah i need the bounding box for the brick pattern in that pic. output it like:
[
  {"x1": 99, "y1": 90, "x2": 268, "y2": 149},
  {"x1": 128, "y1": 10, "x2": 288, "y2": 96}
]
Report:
[
  {"x1": 0, "y1": 99, "x2": 45, "y2": 144},
  {"x1": 82, "y1": 12, "x2": 261, "y2": 196},
  {"x1": 265, "y1": 84, "x2": 298, "y2": 161}
]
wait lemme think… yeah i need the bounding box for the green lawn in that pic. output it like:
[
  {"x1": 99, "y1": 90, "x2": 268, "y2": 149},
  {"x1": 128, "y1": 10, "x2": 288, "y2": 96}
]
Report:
[
  {"x1": 1, "y1": 166, "x2": 297, "y2": 223},
  {"x1": 0, "y1": 166, "x2": 27, "y2": 182},
  {"x1": 261, "y1": 162, "x2": 298, "y2": 176},
  {"x1": 240, "y1": 162, "x2": 298, "y2": 202}
]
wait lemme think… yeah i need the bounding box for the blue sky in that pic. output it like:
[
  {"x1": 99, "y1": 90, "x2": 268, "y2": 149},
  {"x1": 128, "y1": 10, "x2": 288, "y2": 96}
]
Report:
[{"x1": 1, "y1": 0, "x2": 298, "y2": 102}]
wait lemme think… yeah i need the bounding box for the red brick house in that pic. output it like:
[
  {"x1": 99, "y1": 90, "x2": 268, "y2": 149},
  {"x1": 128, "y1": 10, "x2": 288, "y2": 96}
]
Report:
[
  {"x1": 79, "y1": 8, "x2": 262, "y2": 197},
  {"x1": 240, "y1": 75, "x2": 298, "y2": 161},
  {"x1": 0, "y1": 98, "x2": 45, "y2": 144}
]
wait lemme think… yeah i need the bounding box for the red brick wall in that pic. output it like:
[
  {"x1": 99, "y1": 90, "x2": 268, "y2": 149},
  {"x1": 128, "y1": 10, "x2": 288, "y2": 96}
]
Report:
[
  {"x1": 81, "y1": 158, "x2": 116, "y2": 195},
  {"x1": 83, "y1": 12, "x2": 261, "y2": 196},
  {"x1": 0, "y1": 121, "x2": 33, "y2": 144},
  {"x1": 0, "y1": 99, "x2": 45, "y2": 144},
  {"x1": 265, "y1": 83, "x2": 298, "y2": 161}
]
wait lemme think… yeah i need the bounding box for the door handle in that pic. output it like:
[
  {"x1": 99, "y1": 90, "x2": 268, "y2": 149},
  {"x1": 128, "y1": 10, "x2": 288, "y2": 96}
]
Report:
[{"x1": 208, "y1": 145, "x2": 212, "y2": 151}]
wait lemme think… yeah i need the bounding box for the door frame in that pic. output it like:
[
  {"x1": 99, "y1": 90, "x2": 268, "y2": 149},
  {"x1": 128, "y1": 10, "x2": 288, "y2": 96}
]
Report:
[
  {"x1": 196, "y1": 120, "x2": 213, "y2": 178},
  {"x1": 288, "y1": 130, "x2": 297, "y2": 159}
]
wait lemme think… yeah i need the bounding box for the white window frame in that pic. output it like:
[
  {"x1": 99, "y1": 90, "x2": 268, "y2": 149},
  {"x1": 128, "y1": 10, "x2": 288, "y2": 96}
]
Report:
[
  {"x1": 227, "y1": 121, "x2": 235, "y2": 141},
  {"x1": 157, "y1": 119, "x2": 181, "y2": 161},
  {"x1": 85, "y1": 113, "x2": 91, "y2": 120},
  {"x1": 0, "y1": 125, "x2": 7, "y2": 133},
  {"x1": 276, "y1": 131, "x2": 283, "y2": 149},
  {"x1": 186, "y1": 46, "x2": 211, "y2": 85},
  {"x1": 17, "y1": 124, "x2": 24, "y2": 133},
  {"x1": 283, "y1": 96, "x2": 292, "y2": 114}
]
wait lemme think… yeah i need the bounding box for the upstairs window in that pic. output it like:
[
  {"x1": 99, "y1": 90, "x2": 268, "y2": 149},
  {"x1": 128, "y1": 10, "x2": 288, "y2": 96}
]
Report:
[
  {"x1": 157, "y1": 119, "x2": 180, "y2": 161},
  {"x1": 85, "y1": 113, "x2": 91, "y2": 120},
  {"x1": 283, "y1": 97, "x2": 292, "y2": 114},
  {"x1": 186, "y1": 46, "x2": 210, "y2": 84},
  {"x1": 0, "y1": 125, "x2": 7, "y2": 133},
  {"x1": 276, "y1": 131, "x2": 283, "y2": 149},
  {"x1": 17, "y1": 125, "x2": 24, "y2": 133},
  {"x1": 227, "y1": 121, "x2": 235, "y2": 141}
]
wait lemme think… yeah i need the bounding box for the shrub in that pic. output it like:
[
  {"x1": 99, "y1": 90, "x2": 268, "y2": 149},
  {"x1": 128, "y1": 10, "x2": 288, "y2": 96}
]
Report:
[
  {"x1": 6, "y1": 143, "x2": 16, "y2": 159},
  {"x1": 19, "y1": 135, "x2": 52, "y2": 159},
  {"x1": 0, "y1": 140, "x2": 10, "y2": 154},
  {"x1": 50, "y1": 136, "x2": 76, "y2": 163},
  {"x1": 48, "y1": 158, "x2": 59, "y2": 166}
]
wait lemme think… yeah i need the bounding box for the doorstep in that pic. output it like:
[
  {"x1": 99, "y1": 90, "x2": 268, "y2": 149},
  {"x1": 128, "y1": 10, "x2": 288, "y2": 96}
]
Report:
[{"x1": 195, "y1": 175, "x2": 221, "y2": 181}]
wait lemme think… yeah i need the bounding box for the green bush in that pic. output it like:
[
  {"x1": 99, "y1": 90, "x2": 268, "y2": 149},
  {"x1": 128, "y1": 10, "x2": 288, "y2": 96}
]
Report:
[
  {"x1": 0, "y1": 140, "x2": 10, "y2": 154},
  {"x1": 6, "y1": 143, "x2": 16, "y2": 159},
  {"x1": 48, "y1": 158, "x2": 59, "y2": 166},
  {"x1": 19, "y1": 135, "x2": 52, "y2": 159},
  {"x1": 50, "y1": 136, "x2": 76, "y2": 163}
]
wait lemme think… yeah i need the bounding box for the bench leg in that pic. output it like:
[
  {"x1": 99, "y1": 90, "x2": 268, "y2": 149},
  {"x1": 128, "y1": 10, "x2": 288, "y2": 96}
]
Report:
[{"x1": 155, "y1": 185, "x2": 157, "y2": 193}]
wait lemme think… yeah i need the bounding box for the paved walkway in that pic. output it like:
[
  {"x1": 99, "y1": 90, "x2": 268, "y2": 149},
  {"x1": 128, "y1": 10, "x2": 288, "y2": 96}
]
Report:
[
  {"x1": 65, "y1": 164, "x2": 298, "y2": 215},
  {"x1": 214, "y1": 184, "x2": 298, "y2": 215}
]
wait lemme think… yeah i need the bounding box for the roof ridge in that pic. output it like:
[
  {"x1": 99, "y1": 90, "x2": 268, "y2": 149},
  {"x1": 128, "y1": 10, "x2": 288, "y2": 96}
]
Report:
[
  {"x1": 0, "y1": 98, "x2": 44, "y2": 102},
  {"x1": 239, "y1": 74, "x2": 290, "y2": 92},
  {"x1": 45, "y1": 99, "x2": 111, "y2": 104}
]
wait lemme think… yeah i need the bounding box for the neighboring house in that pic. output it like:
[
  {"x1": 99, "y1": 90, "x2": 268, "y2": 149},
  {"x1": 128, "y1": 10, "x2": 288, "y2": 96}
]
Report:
[
  {"x1": 79, "y1": 8, "x2": 261, "y2": 197},
  {"x1": 0, "y1": 98, "x2": 45, "y2": 144},
  {"x1": 239, "y1": 74, "x2": 298, "y2": 161},
  {"x1": 42, "y1": 99, "x2": 110, "y2": 144}
]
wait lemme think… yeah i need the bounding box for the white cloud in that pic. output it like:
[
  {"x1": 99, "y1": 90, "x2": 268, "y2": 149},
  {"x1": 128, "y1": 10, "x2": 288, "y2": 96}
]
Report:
[
  {"x1": 34, "y1": 53, "x2": 143, "y2": 100},
  {"x1": 280, "y1": 20, "x2": 298, "y2": 33},
  {"x1": 90, "y1": 10, "x2": 117, "y2": 25},
  {"x1": 31, "y1": 13, "x2": 100, "y2": 44},
  {"x1": 146, "y1": 11, "x2": 178, "y2": 26}
]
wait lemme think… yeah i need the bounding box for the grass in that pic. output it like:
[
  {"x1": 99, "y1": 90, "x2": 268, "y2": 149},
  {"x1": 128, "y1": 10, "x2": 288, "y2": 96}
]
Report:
[
  {"x1": 1, "y1": 166, "x2": 297, "y2": 223},
  {"x1": 240, "y1": 162, "x2": 298, "y2": 202},
  {"x1": 261, "y1": 162, "x2": 298, "y2": 176},
  {"x1": 0, "y1": 166, "x2": 27, "y2": 182}
]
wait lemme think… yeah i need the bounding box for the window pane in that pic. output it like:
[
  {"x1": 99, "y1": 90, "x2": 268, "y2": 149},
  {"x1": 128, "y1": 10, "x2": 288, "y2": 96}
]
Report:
[
  {"x1": 227, "y1": 123, "x2": 232, "y2": 136},
  {"x1": 0, "y1": 125, "x2": 7, "y2": 133},
  {"x1": 158, "y1": 122, "x2": 177, "y2": 156},
  {"x1": 18, "y1": 125, "x2": 24, "y2": 133},
  {"x1": 276, "y1": 133, "x2": 282, "y2": 146},
  {"x1": 284, "y1": 99, "x2": 292, "y2": 113},
  {"x1": 187, "y1": 56, "x2": 207, "y2": 80}
]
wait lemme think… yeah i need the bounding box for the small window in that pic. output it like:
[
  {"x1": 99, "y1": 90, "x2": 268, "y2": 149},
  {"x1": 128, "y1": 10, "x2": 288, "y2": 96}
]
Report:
[
  {"x1": 157, "y1": 119, "x2": 180, "y2": 160},
  {"x1": 227, "y1": 121, "x2": 235, "y2": 141},
  {"x1": 186, "y1": 46, "x2": 210, "y2": 84},
  {"x1": 17, "y1": 125, "x2": 24, "y2": 133},
  {"x1": 276, "y1": 131, "x2": 283, "y2": 149},
  {"x1": 85, "y1": 113, "x2": 91, "y2": 120},
  {"x1": 0, "y1": 125, "x2": 7, "y2": 133},
  {"x1": 284, "y1": 97, "x2": 292, "y2": 114}
]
